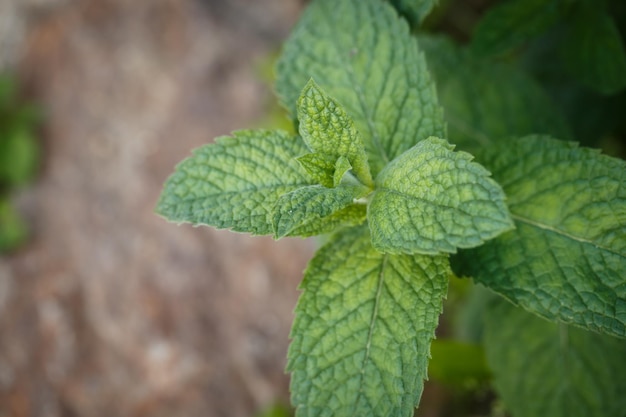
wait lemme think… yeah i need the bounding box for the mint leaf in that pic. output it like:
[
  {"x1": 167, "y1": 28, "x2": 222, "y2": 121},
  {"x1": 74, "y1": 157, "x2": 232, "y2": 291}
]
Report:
[
  {"x1": 484, "y1": 298, "x2": 626, "y2": 417},
  {"x1": 420, "y1": 35, "x2": 571, "y2": 151},
  {"x1": 368, "y1": 137, "x2": 513, "y2": 255},
  {"x1": 272, "y1": 184, "x2": 369, "y2": 238},
  {"x1": 288, "y1": 204, "x2": 367, "y2": 238},
  {"x1": 288, "y1": 225, "x2": 449, "y2": 417},
  {"x1": 296, "y1": 153, "x2": 347, "y2": 188},
  {"x1": 388, "y1": 0, "x2": 438, "y2": 26},
  {"x1": 460, "y1": 136, "x2": 626, "y2": 338},
  {"x1": 277, "y1": 0, "x2": 445, "y2": 175},
  {"x1": 156, "y1": 130, "x2": 313, "y2": 235},
  {"x1": 297, "y1": 80, "x2": 373, "y2": 187},
  {"x1": 471, "y1": 0, "x2": 561, "y2": 57},
  {"x1": 561, "y1": 4, "x2": 626, "y2": 95}
]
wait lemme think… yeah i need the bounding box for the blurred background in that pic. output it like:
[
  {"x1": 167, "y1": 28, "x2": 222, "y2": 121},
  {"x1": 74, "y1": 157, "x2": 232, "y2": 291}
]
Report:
[{"x1": 0, "y1": 1, "x2": 316, "y2": 416}]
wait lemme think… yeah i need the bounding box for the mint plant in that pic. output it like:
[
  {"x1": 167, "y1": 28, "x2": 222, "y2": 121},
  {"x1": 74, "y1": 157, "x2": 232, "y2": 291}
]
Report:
[{"x1": 157, "y1": 0, "x2": 626, "y2": 415}]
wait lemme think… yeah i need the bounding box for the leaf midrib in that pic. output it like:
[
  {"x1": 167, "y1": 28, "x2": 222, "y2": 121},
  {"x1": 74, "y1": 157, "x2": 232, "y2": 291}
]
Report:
[
  {"x1": 511, "y1": 213, "x2": 625, "y2": 260},
  {"x1": 352, "y1": 254, "x2": 387, "y2": 416}
]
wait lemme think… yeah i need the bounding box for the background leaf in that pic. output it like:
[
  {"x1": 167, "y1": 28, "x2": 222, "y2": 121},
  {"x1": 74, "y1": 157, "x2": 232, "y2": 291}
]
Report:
[
  {"x1": 368, "y1": 137, "x2": 513, "y2": 254},
  {"x1": 484, "y1": 297, "x2": 626, "y2": 417},
  {"x1": 276, "y1": 0, "x2": 445, "y2": 175},
  {"x1": 471, "y1": 0, "x2": 561, "y2": 57},
  {"x1": 459, "y1": 136, "x2": 626, "y2": 338},
  {"x1": 288, "y1": 225, "x2": 449, "y2": 417},
  {"x1": 387, "y1": 0, "x2": 438, "y2": 27},
  {"x1": 561, "y1": 2, "x2": 626, "y2": 95},
  {"x1": 156, "y1": 130, "x2": 313, "y2": 235},
  {"x1": 420, "y1": 35, "x2": 571, "y2": 152}
]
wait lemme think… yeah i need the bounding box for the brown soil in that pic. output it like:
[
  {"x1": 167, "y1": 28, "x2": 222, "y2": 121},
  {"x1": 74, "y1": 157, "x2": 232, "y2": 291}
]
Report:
[{"x1": 0, "y1": 1, "x2": 315, "y2": 416}]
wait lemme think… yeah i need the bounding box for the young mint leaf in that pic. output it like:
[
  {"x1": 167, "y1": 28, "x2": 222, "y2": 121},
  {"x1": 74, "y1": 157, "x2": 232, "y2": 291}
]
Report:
[
  {"x1": 420, "y1": 35, "x2": 571, "y2": 152},
  {"x1": 288, "y1": 225, "x2": 449, "y2": 417},
  {"x1": 368, "y1": 137, "x2": 513, "y2": 255},
  {"x1": 471, "y1": 0, "x2": 561, "y2": 57},
  {"x1": 561, "y1": 3, "x2": 626, "y2": 95},
  {"x1": 272, "y1": 184, "x2": 369, "y2": 238},
  {"x1": 156, "y1": 130, "x2": 313, "y2": 235},
  {"x1": 296, "y1": 153, "x2": 353, "y2": 188},
  {"x1": 460, "y1": 136, "x2": 626, "y2": 338},
  {"x1": 288, "y1": 204, "x2": 367, "y2": 238},
  {"x1": 387, "y1": 0, "x2": 439, "y2": 27},
  {"x1": 276, "y1": 0, "x2": 445, "y2": 176},
  {"x1": 297, "y1": 80, "x2": 373, "y2": 188},
  {"x1": 484, "y1": 298, "x2": 626, "y2": 417}
]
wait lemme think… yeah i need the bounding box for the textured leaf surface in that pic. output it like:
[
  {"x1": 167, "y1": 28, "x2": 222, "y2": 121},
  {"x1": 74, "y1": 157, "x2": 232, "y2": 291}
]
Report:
[
  {"x1": 388, "y1": 0, "x2": 438, "y2": 26},
  {"x1": 562, "y1": 4, "x2": 626, "y2": 95},
  {"x1": 420, "y1": 35, "x2": 570, "y2": 151},
  {"x1": 288, "y1": 204, "x2": 367, "y2": 238},
  {"x1": 277, "y1": 0, "x2": 445, "y2": 175},
  {"x1": 272, "y1": 184, "x2": 369, "y2": 238},
  {"x1": 368, "y1": 137, "x2": 513, "y2": 254},
  {"x1": 296, "y1": 153, "x2": 349, "y2": 188},
  {"x1": 484, "y1": 298, "x2": 626, "y2": 417},
  {"x1": 297, "y1": 80, "x2": 373, "y2": 187},
  {"x1": 471, "y1": 0, "x2": 560, "y2": 57},
  {"x1": 288, "y1": 225, "x2": 449, "y2": 417},
  {"x1": 156, "y1": 130, "x2": 312, "y2": 235},
  {"x1": 461, "y1": 136, "x2": 626, "y2": 338}
]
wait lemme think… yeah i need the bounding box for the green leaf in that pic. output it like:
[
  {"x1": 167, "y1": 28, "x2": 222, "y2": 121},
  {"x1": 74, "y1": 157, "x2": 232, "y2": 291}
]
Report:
[
  {"x1": 296, "y1": 153, "x2": 341, "y2": 188},
  {"x1": 156, "y1": 130, "x2": 313, "y2": 235},
  {"x1": 428, "y1": 340, "x2": 490, "y2": 388},
  {"x1": 484, "y1": 297, "x2": 626, "y2": 417},
  {"x1": 272, "y1": 184, "x2": 369, "y2": 238},
  {"x1": 471, "y1": 0, "x2": 561, "y2": 57},
  {"x1": 420, "y1": 35, "x2": 571, "y2": 151},
  {"x1": 277, "y1": 0, "x2": 445, "y2": 176},
  {"x1": 387, "y1": 0, "x2": 438, "y2": 26},
  {"x1": 460, "y1": 136, "x2": 626, "y2": 338},
  {"x1": 0, "y1": 129, "x2": 39, "y2": 187},
  {"x1": 297, "y1": 80, "x2": 373, "y2": 187},
  {"x1": 0, "y1": 197, "x2": 27, "y2": 252},
  {"x1": 288, "y1": 225, "x2": 449, "y2": 417},
  {"x1": 561, "y1": 4, "x2": 626, "y2": 95},
  {"x1": 288, "y1": 204, "x2": 367, "y2": 238},
  {"x1": 368, "y1": 137, "x2": 513, "y2": 255}
]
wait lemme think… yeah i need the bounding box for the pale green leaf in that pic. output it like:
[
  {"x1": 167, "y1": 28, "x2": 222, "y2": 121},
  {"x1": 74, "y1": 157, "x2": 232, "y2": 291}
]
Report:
[
  {"x1": 561, "y1": 4, "x2": 626, "y2": 95},
  {"x1": 288, "y1": 225, "x2": 449, "y2": 417},
  {"x1": 156, "y1": 130, "x2": 313, "y2": 235},
  {"x1": 277, "y1": 0, "x2": 445, "y2": 175},
  {"x1": 297, "y1": 80, "x2": 373, "y2": 187},
  {"x1": 272, "y1": 184, "x2": 369, "y2": 238},
  {"x1": 288, "y1": 204, "x2": 367, "y2": 238},
  {"x1": 297, "y1": 153, "x2": 340, "y2": 188},
  {"x1": 420, "y1": 35, "x2": 571, "y2": 152},
  {"x1": 484, "y1": 297, "x2": 626, "y2": 417},
  {"x1": 388, "y1": 0, "x2": 438, "y2": 26},
  {"x1": 460, "y1": 136, "x2": 626, "y2": 338},
  {"x1": 368, "y1": 137, "x2": 513, "y2": 255},
  {"x1": 471, "y1": 0, "x2": 561, "y2": 57}
]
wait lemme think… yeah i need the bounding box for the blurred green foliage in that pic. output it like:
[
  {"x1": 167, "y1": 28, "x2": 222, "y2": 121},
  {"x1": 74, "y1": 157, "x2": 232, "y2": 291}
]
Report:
[{"x1": 0, "y1": 73, "x2": 40, "y2": 252}]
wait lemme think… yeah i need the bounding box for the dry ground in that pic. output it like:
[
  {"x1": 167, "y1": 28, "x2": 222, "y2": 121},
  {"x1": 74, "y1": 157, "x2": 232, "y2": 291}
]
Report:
[{"x1": 0, "y1": 1, "x2": 314, "y2": 416}]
